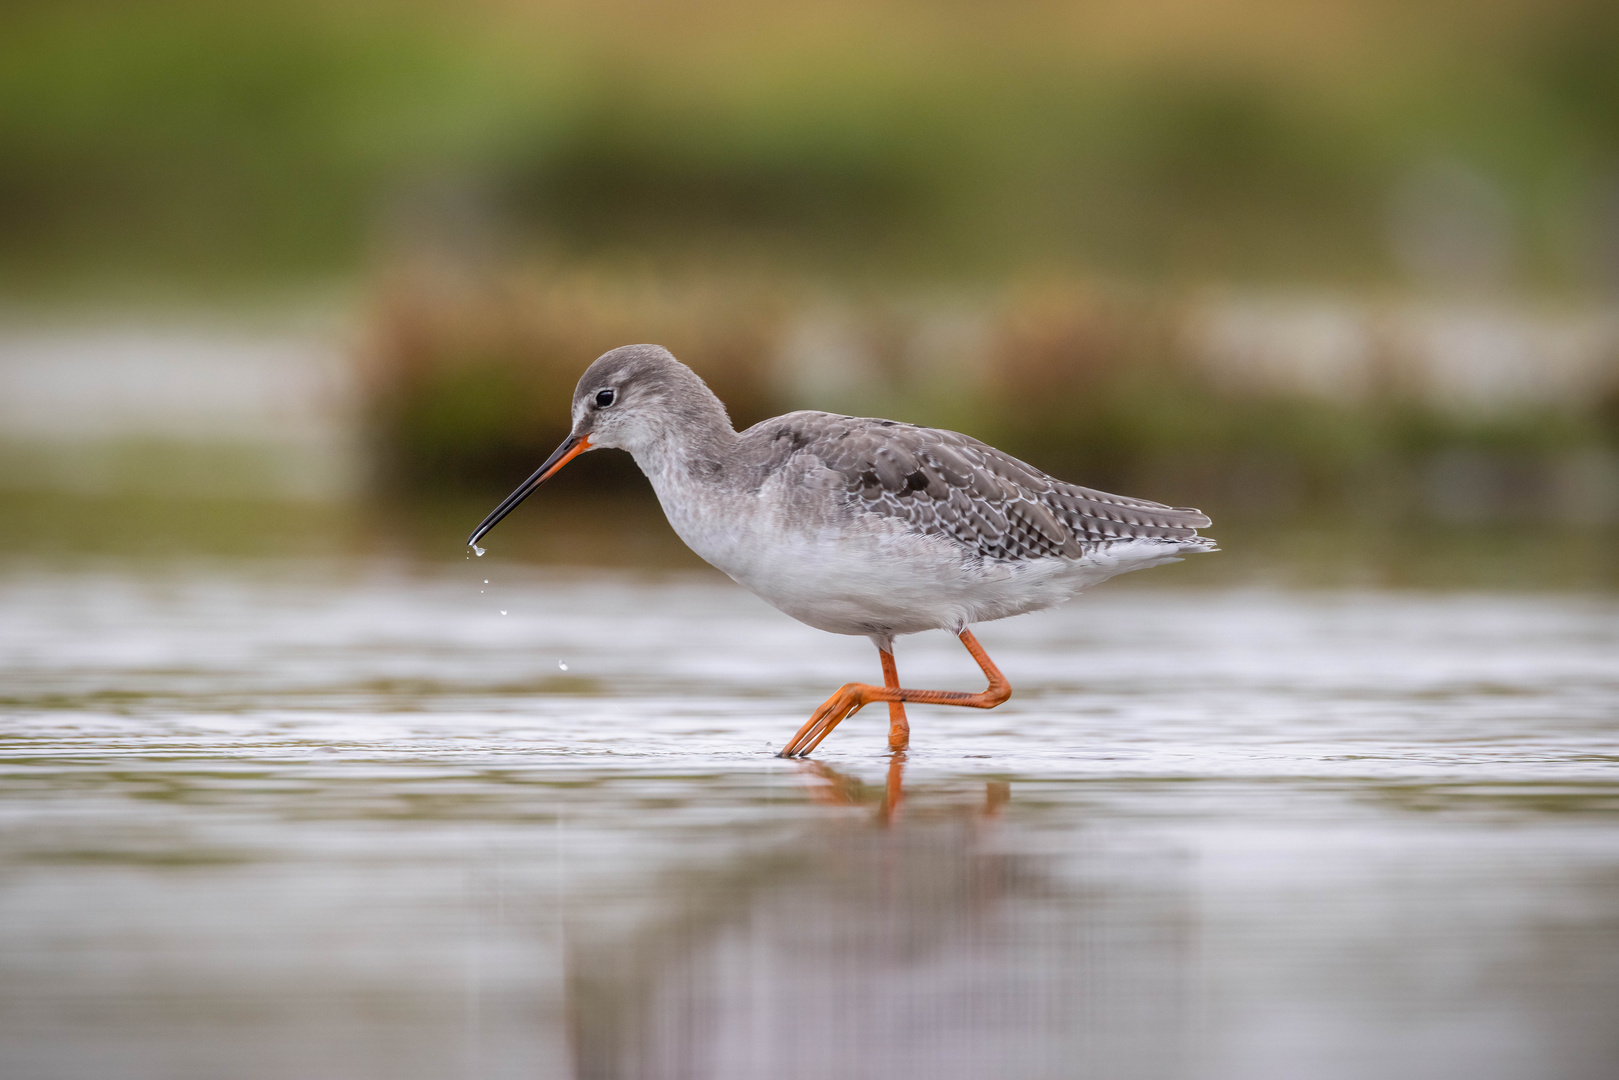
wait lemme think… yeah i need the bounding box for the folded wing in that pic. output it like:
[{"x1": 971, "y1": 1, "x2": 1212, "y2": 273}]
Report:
[{"x1": 744, "y1": 413, "x2": 1212, "y2": 563}]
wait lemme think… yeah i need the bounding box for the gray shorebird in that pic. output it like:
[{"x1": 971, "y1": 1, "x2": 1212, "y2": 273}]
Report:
[{"x1": 469, "y1": 344, "x2": 1216, "y2": 757}]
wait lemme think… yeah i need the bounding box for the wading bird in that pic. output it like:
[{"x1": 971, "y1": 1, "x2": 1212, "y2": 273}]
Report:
[{"x1": 469, "y1": 345, "x2": 1215, "y2": 756}]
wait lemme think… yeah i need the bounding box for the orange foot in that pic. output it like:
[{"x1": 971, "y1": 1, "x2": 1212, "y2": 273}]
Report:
[{"x1": 778, "y1": 629, "x2": 1010, "y2": 757}]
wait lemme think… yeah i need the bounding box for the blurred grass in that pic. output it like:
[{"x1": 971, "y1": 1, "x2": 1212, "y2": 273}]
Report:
[
  {"x1": 0, "y1": 490, "x2": 368, "y2": 560},
  {"x1": 3, "y1": 0, "x2": 1619, "y2": 291},
  {"x1": 4, "y1": 488, "x2": 1616, "y2": 590}
]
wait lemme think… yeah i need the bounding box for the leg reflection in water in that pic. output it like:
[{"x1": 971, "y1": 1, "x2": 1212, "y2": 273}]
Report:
[
  {"x1": 798, "y1": 754, "x2": 908, "y2": 824},
  {"x1": 567, "y1": 761, "x2": 1192, "y2": 1080},
  {"x1": 798, "y1": 755, "x2": 1009, "y2": 827}
]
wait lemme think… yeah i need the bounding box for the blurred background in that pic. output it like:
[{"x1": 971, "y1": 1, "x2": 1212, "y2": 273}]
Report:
[
  {"x1": 5, "y1": 6, "x2": 1619, "y2": 1079},
  {"x1": 2, "y1": 0, "x2": 1617, "y2": 582}
]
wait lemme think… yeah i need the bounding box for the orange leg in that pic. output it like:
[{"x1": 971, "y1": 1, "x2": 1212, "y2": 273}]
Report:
[
  {"x1": 778, "y1": 629, "x2": 1011, "y2": 757},
  {"x1": 880, "y1": 647, "x2": 910, "y2": 752}
]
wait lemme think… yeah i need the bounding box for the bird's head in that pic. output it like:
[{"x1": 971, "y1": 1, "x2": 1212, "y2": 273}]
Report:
[
  {"x1": 467, "y1": 344, "x2": 728, "y2": 551},
  {"x1": 567, "y1": 343, "x2": 721, "y2": 454}
]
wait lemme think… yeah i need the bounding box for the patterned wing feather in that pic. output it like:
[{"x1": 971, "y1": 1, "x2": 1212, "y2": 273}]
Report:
[{"x1": 741, "y1": 412, "x2": 1212, "y2": 562}]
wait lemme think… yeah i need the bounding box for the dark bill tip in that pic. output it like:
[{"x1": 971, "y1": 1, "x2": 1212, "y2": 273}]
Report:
[{"x1": 466, "y1": 433, "x2": 592, "y2": 550}]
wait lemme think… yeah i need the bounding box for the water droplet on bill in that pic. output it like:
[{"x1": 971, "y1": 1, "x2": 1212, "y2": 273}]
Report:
[{"x1": 473, "y1": 545, "x2": 486, "y2": 557}]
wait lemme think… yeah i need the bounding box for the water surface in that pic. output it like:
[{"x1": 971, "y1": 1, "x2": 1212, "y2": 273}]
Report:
[{"x1": 2, "y1": 561, "x2": 1616, "y2": 1079}]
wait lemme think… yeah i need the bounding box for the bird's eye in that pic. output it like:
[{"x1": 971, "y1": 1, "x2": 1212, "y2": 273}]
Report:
[{"x1": 594, "y1": 388, "x2": 616, "y2": 409}]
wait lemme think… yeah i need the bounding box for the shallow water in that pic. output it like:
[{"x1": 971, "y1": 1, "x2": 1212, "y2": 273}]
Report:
[{"x1": 2, "y1": 560, "x2": 1617, "y2": 1080}]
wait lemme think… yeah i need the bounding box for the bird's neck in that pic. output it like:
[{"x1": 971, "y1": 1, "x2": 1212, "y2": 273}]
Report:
[{"x1": 629, "y1": 401, "x2": 740, "y2": 497}]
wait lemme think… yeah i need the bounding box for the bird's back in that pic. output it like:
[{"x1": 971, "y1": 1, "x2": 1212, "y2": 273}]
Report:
[{"x1": 734, "y1": 411, "x2": 1214, "y2": 565}]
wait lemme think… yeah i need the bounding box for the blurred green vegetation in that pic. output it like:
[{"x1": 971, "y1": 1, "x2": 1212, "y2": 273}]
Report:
[
  {"x1": 5, "y1": 487, "x2": 1616, "y2": 589},
  {"x1": 5, "y1": 0, "x2": 1617, "y2": 576},
  {"x1": 3, "y1": 0, "x2": 1619, "y2": 291}
]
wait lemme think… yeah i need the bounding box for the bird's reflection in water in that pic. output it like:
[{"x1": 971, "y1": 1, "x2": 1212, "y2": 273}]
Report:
[{"x1": 568, "y1": 757, "x2": 1192, "y2": 1080}]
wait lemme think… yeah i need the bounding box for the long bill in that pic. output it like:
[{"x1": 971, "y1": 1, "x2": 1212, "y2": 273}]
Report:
[{"x1": 467, "y1": 433, "x2": 592, "y2": 549}]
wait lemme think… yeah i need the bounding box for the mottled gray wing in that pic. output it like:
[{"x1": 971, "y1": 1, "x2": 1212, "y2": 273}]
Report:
[{"x1": 740, "y1": 412, "x2": 1212, "y2": 562}]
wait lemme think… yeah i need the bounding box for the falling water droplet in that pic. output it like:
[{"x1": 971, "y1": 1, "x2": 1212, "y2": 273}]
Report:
[
  {"x1": 483, "y1": 580, "x2": 488, "y2": 584},
  {"x1": 558, "y1": 661, "x2": 569, "y2": 671},
  {"x1": 473, "y1": 545, "x2": 486, "y2": 557},
  {"x1": 500, "y1": 610, "x2": 508, "y2": 616}
]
